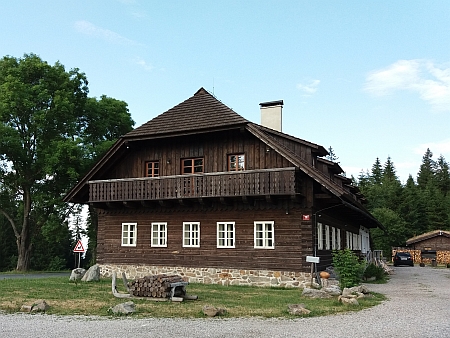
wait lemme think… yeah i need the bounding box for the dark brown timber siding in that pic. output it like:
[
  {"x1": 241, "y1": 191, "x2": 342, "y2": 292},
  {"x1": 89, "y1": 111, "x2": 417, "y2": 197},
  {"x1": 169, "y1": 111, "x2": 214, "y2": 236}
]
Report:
[{"x1": 96, "y1": 208, "x2": 313, "y2": 272}]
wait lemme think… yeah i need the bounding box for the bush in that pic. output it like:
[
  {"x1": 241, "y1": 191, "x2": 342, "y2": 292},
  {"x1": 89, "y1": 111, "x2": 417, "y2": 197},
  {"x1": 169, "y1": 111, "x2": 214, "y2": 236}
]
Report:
[
  {"x1": 332, "y1": 249, "x2": 366, "y2": 289},
  {"x1": 363, "y1": 263, "x2": 385, "y2": 280}
]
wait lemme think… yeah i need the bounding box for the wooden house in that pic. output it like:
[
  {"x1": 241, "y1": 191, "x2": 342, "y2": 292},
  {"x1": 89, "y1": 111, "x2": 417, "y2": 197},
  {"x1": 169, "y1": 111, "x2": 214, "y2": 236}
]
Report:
[
  {"x1": 395, "y1": 230, "x2": 450, "y2": 265},
  {"x1": 64, "y1": 88, "x2": 381, "y2": 287}
]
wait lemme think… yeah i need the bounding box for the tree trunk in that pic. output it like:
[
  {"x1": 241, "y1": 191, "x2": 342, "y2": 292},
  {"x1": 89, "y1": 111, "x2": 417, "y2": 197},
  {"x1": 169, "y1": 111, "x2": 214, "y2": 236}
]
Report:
[{"x1": 15, "y1": 186, "x2": 32, "y2": 271}]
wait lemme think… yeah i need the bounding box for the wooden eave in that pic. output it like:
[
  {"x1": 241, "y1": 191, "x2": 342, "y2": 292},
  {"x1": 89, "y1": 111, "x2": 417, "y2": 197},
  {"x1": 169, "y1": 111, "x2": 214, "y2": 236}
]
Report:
[
  {"x1": 255, "y1": 124, "x2": 328, "y2": 156},
  {"x1": 63, "y1": 138, "x2": 127, "y2": 203},
  {"x1": 246, "y1": 123, "x2": 382, "y2": 229},
  {"x1": 406, "y1": 230, "x2": 450, "y2": 245}
]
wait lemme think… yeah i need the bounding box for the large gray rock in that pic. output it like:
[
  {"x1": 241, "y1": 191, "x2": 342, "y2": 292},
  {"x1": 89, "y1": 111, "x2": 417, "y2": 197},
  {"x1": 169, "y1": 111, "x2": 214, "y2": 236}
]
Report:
[
  {"x1": 20, "y1": 300, "x2": 50, "y2": 313},
  {"x1": 202, "y1": 305, "x2": 227, "y2": 317},
  {"x1": 301, "y1": 287, "x2": 332, "y2": 299},
  {"x1": 109, "y1": 301, "x2": 136, "y2": 315},
  {"x1": 288, "y1": 304, "x2": 311, "y2": 315},
  {"x1": 323, "y1": 285, "x2": 342, "y2": 296},
  {"x1": 31, "y1": 299, "x2": 50, "y2": 313},
  {"x1": 338, "y1": 295, "x2": 359, "y2": 305},
  {"x1": 342, "y1": 285, "x2": 370, "y2": 297},
  {"x1": 81, "y1": 264, "x2": 100, "y2": 282},
  {"x1": 69, "y1": 268, "x2": 86, "y2": 281}
]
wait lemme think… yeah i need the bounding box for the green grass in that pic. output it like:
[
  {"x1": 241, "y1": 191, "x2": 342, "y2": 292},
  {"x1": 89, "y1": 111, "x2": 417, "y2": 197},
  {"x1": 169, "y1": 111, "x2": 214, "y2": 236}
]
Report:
[{"x1": 0, "y1": 277, "x2": 386, "y2": 318}]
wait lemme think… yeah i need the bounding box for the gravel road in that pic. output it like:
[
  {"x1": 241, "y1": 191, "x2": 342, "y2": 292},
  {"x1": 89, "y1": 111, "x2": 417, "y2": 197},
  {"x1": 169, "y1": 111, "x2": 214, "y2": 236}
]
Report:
[{"x1": 1, "y1": 265, "x2": 449, "y2": 338}]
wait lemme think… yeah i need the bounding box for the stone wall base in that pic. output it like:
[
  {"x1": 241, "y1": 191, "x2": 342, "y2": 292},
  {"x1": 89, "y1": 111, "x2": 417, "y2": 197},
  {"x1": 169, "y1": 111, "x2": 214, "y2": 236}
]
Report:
[{"x1": 100, "y1": 264, "x2": 311, "y2": 288}]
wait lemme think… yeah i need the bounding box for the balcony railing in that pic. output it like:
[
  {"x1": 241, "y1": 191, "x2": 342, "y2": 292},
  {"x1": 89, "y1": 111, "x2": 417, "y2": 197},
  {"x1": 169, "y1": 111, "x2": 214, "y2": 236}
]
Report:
[{"x1": 88, "y1": 167, "x2": 299, "y2": 203}]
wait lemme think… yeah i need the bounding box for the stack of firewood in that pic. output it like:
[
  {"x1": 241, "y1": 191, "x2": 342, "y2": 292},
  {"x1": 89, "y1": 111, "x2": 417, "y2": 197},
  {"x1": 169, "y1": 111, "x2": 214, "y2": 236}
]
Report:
[{"x1": 127, "y1": 274, "x2": 185, "y2": 298}]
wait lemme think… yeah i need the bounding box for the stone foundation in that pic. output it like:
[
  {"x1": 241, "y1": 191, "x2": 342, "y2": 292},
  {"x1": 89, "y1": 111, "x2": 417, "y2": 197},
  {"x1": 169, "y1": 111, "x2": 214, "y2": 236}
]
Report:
[{"x1": 100, "y1": 264, "x2": 311, "y2": 288}]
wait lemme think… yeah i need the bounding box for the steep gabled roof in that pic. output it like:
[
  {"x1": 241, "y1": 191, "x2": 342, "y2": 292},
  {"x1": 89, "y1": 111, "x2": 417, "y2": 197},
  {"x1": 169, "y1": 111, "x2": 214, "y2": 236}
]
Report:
[
  {"x1": 124, "y1": 88, "x2": 248, "y2": 139},
  {"x1": 64, "y1": 88, "x2": 381, "y2": 229},
  {"x1": 406, "y1": 230, "x2": 450, "y2": 245}
]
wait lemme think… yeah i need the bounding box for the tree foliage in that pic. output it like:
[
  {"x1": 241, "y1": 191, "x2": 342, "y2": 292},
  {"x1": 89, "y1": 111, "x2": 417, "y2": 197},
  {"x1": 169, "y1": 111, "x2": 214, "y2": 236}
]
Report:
[
  {"x1": 356, "y1": 151, "x2": 450, "y2": 256},
  {"x1": 0, "y1": 53, "x2": 134, "y2": 271}
]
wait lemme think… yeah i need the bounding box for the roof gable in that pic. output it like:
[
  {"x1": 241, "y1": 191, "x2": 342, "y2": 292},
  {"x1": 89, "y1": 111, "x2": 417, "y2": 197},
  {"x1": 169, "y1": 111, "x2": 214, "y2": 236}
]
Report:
[
  {"x1": 406, "y1": 230, "x2": 450, "y2": 245},
  {"x1": 124, "y1": 88, "x2": 248, "y2": 139}
]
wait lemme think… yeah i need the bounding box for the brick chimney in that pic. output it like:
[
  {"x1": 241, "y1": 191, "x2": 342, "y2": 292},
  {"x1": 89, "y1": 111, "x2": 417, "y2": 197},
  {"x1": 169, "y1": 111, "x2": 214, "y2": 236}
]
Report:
[{"x1": 260, "y1": 100, "x2": 283, "y2": 132}]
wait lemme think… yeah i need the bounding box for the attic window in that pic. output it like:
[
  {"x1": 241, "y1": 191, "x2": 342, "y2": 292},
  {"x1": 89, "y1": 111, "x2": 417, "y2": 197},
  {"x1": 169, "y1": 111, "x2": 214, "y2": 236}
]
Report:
[
  {"x1": 182, "y1": 158, "x2": 203, "y2": 174},
  {"x1": 228, "y1": 154, "x2": 245, "y2": 171}
]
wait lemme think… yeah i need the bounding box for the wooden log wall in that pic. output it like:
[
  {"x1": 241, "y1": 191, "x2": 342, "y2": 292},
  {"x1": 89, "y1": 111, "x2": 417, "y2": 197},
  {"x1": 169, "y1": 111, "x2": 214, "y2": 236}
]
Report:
[
  {"x1": 104, "y1": 129, "x2": 312, "y2": 179},
  {"x1": 96, "y1": 207, "x2": 314, "y2": 273}
]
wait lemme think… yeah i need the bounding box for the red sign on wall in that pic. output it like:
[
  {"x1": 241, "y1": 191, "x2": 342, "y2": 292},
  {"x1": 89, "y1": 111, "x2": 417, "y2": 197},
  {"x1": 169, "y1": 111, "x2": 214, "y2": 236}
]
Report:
[{"x1": 302, "y1": 214, "x2": 310, "y2": 221}]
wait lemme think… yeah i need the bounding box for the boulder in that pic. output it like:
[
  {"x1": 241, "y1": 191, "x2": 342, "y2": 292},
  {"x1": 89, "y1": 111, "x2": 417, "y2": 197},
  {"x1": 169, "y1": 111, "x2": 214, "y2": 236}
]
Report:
[
  {"x1": 288, "y1": 304, "x2": 311, "y2": 315},
  {"x1": 323, "y1": 285, "x2": 342, "y2": 296},
  {"x1": 69, "y1": 268, "x2": 86, "y2": 282},
  {"x1": 109, "y1": 301, "x2": 135, "y2": 315},
  {"x1": 342, "y1": 285, "x2": 370, "y2": 297},
  {"x1": 302, "y1": 287, "x2": 332, "y2": 299},
  {"x1": 81, "y1": 264, "x2": 100, "y2": 282},
  {"x1": 31, "y1": 300, "x2": 49, "y2": 313},
  {"x1": 338, "y1": 295, "x2": 359, "y2": 305},
  {"x1": 202, "y1": 305, "x2": 227, "y2": 317}
]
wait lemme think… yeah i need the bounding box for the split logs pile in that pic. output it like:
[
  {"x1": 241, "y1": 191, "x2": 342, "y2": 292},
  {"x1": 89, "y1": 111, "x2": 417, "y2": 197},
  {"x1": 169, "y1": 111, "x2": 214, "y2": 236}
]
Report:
[{"x1": 127, "y1": 274, "x2": 186, "y2": 298}]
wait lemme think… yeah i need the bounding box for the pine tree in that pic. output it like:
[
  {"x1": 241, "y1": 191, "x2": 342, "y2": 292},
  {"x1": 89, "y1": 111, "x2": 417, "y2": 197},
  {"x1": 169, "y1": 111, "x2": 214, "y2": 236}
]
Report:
[
  {"x1": 326, "y1": 146, "x2": 339, "y2": 162},
  {"x1": 417, "y1": 148, "x2": 436, "y2": 189},
  {"x1": 435, "y1": 155, "x2": 450, "y2": 196},
  {"x1": 371, "y1": 158, "x2": 383, "y2": 185}
]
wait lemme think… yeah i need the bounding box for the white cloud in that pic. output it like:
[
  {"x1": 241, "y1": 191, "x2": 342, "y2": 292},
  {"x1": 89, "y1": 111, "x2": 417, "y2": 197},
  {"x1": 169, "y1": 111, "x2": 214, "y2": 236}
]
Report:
[
  {"x1": 296, "y1": 79, "x2": 320, "y2": 95},
  {"x1": 74, "y1": 20, "x2": 140, "y2": 46},
  {"x1": 365, "y1": 59, "x2": 450, "y2": 111},
  {"x1": 134, "y1": 57, "x2": 153, "y2": 71},
  {"x1": 414, "y1": 139, "x2": 450, "y2": 156}
]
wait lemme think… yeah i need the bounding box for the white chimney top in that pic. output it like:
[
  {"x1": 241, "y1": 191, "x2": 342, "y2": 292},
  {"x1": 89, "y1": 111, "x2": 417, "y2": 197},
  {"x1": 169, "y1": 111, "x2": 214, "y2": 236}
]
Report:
[{"x1": 260, "y1": 100, "x2": 283, "y2": 132}]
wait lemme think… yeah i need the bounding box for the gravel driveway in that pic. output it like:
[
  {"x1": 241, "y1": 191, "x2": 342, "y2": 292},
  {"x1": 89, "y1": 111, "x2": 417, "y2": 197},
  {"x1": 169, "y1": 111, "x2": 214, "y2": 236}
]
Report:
[{"x1": 1, "y1": 265, "x2": 450, "y2": 338}]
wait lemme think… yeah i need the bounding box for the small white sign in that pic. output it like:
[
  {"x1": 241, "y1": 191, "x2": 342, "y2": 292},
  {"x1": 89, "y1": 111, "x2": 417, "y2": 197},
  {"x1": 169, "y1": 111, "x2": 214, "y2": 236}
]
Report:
[{"x1": 306, "y1": 256, "x2": 320, "y2": 263}]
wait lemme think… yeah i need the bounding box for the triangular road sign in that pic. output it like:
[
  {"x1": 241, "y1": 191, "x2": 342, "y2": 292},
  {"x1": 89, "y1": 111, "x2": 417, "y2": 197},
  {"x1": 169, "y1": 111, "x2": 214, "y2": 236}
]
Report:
[{"x1": 73, "y1": 239, "x2": 85, "y2": 253}]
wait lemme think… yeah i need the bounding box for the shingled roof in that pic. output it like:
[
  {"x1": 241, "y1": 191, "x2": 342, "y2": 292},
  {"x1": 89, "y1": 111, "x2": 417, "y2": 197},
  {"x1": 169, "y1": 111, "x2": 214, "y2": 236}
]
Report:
[
  {"x1": 406, "y1": 230, "x2": 450, "y2": 245},
  {"x1": 124, "y1": 88, "x2": 249, "y2": 139}
]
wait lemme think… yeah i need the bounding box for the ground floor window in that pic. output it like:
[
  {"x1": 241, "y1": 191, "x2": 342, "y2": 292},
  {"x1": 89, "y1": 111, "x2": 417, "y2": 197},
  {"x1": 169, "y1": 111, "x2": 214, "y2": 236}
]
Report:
[
  {"x1": 151, "y1": 222, "x2": 167, "y2": 247},
  {"x1": 317, "y1": 222, "x2": 323, "y2": 250},
  {"x1": 217, "y1": 222, "x2": 235, "y2": 248},
  {"x1": 122, "y1": 222, "x2": 137, "y2": 246},
  {"x1": 183, "y1": 222, "x2": 200, "y2": 247},
  {"x1": 254, "y1": 221, "x2": 274, "y2": 249}
]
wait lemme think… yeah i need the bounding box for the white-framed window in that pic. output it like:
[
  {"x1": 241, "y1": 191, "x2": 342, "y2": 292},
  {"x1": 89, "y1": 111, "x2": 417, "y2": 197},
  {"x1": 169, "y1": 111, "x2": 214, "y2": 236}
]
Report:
[
  {"x1": 122, "y1": 222, "x2": 137, "y2": 246},
  {"x1": 331, "y1": 227, "x2": 336, "y2": 250},
  {"x1": 325, "y1": 224, "x2": 330, "y2": 250},
  {"x1": 217, "y1": 222, "x2": 235, "y2": 248},
  {"x1": 151, "y1": 222, "x2": 167, "y2": 247},
  {"x1": 346, "y1": 231, "x2": 352, "y2": 249},
  {"x1": 254, "y1": 221, "x2": 274, "y2": 249},
  {"x1": 183, "y1": 222, "x2": 200, "y2": 247},
  {"x1": 353, "y1": 233, "x2": 359, "y2": 250},
  {"x1": 337, "y1": 228, "x2": 341, "y2": 250},
  {"x1": 317, "y1": 222, "x2": 323, "y2": 250}
]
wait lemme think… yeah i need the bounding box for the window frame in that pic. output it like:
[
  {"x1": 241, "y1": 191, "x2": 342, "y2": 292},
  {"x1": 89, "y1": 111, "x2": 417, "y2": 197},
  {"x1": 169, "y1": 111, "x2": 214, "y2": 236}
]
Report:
[
  {"x1": 317, "y1": 222, "x2": 323, "y2": 250},
  {"x1": 151, "y1": 222, "x2": 167, "y2": 247},
  {"x1": 121, "y1": 222, "x2": 137, "y2": 247},
  {"x1": 145, "y1": 160, "x2": 160, "y2": 177},
  {"x1": 217, "y1": 222, "x2": 235, "y2": 248},
  {"x1": 181, "y1": 157, "x2": 204, "y2": 174},
  {"x1": 325, "y1": 224, "x2": 330, "y2": 250},
  {"x1": 254, "y1": 221, "x2": 275, "y2": 249},
  {"x1": 228, "y1": 154, "x2": 245, "y2": 171},
  {"x1": 183, "y1": 222, "x2": 200, "y2": 247}
]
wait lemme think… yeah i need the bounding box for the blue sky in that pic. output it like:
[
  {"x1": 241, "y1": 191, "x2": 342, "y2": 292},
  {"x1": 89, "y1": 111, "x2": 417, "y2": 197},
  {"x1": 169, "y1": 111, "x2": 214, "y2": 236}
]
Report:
[{"x1": 1, "y1": 0, "x2": 450, "y2": 183}]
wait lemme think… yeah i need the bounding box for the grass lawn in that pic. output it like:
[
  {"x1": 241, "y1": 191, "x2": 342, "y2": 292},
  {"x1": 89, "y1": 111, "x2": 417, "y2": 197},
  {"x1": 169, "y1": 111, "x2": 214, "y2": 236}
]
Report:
[{"x1": 0, "y1": 277, "x2": 385, "y2": 318}]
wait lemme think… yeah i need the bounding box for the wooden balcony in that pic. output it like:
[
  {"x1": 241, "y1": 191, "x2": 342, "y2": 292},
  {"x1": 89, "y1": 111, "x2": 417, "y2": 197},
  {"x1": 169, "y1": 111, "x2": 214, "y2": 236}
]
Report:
[{"x1": 88, "y1": 167, "x2": 299, "y2": 203}]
